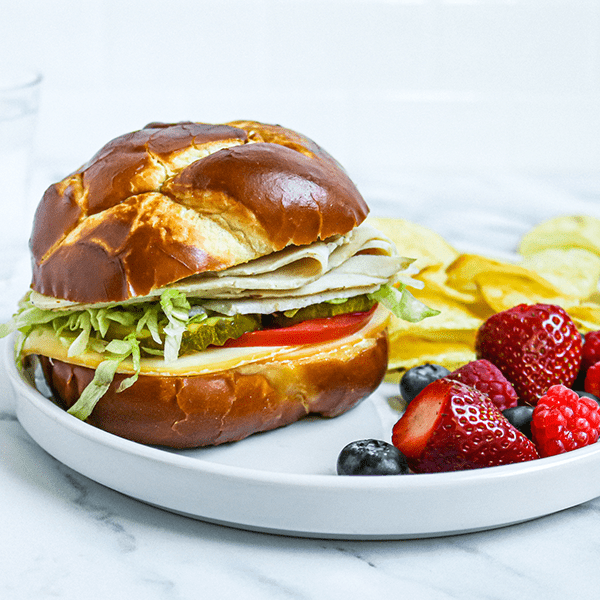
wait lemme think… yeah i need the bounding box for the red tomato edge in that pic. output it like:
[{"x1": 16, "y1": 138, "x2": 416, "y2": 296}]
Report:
[{"x1": 221, "y1": 304, "x2": 378, "y2": 348}]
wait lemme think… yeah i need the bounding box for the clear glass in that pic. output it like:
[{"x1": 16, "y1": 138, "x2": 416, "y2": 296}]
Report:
[{"x1": 0, "y1": 67, "x2": 42, "y2": 283}]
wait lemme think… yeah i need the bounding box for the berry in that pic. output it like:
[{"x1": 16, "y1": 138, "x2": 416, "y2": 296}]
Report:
[
  {"x1": 582, "y1": 331, "x2": 600, "y2": 371},
  {"x1": 531, "y1": 384, "x2": 600, "y2": 457},
  {"x1": 502, "y1": 405, "x2": 534, "y2": 439},
  {"x1": 445, "y1": 359, "x2": 518, "y2": 411},
  {"x1": 391, "y1": 379, "x2": 539, "y2": 473},
  {"x1": 475, "y1": 303, "x2": 582, "y2": 405},
  {"x1": 584, "y1": 362, "x2": 600, "y2": 397},
  {"x1": 336, "y1": 439, "x2": 409, "y2": 476},
  {"x1": 578, "y1": 391, "x2": 600, "y2": 405},
  {"x1": 400, "y1": 363, "x2": 450, "y2": 404}
]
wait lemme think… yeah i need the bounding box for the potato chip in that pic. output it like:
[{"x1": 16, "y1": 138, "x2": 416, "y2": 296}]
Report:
[
  {"x1": 416, "y1": 263, "x2": 480, "y2": 305},
  {"x1": 520, "y1": 248, "x2": 600, "y2": 300},
  {"x1": 387, "y1": 289, "x2": 482, "y2": 375},
  {"x1": 476, "y1": 271, "x2": 575, "y2": 313},
  {"x1": 445, "y1": 253, "x2": 582, "y2": 313},
  {"x1": 366, "y1": 217, "x2": 458, "y2": 272},
  {"x1": 388, "y1": 309, "x2": 482, "y2": 340},
  {"x1": 445, "y1": 254, "x2": 510, "y2": 294},
  {"x1": 386, "y1": 329, "x2": 477, "y2": 374},
  {"x1": 588, "y1": 291, "x2": 600, "y2": 305},
  {"x1": 519, "y1": 215, "x2": 600, "y2": 257},
  {"x1": 565, "y1": 304, "x2": 600, "y2": 334}
]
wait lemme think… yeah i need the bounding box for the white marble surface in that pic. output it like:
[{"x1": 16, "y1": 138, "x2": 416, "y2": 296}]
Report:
[{"x1": 3, "y1": 169, "x2": 600, "y2": 599}]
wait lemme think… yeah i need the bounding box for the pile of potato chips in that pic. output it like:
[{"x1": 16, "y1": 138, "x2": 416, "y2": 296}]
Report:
[{"x1": 366, "y1": 215, "x2": 600, "y2": 382}]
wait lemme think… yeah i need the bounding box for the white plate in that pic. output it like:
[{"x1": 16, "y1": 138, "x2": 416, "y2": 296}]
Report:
[{"x1": 6, "y1": 337, "x2": 600, "y2": 539}]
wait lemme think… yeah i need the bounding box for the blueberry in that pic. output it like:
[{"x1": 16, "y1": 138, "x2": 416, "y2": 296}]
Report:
[
  {"x1": 400, "y1": 364, "x2": 451, "y2": 404},
  {"x1": 502, "y1": 405, "x2": 534, "y2": 439},
  {"x1": 336, "y1": 439, "x2": 409, "y2": 476}
]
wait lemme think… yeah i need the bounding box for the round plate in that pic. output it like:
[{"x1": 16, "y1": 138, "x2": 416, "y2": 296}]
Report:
[{"x1": 6, "y1": 338, "x2": 600, "y2": 539}]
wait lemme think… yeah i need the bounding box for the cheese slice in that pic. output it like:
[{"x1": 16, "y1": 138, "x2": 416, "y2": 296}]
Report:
[{"x1": 22, "y1": 304, "x2": 390, "y2": 376}]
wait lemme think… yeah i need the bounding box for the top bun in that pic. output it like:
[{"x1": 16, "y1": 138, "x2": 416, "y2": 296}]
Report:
[{"x1": 30, "y1": 120, "x2": 368, "y2": 304}]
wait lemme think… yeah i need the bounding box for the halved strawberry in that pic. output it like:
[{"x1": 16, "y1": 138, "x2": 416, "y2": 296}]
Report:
[{"x1": 391, "y1": 378, "x2": 539, "y2": 473}]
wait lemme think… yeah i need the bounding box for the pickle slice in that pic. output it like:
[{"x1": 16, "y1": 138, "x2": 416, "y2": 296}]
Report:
[
  {"x1": 180, "y1": 313, "x2": 261, "y2": 353},
  {"x1": 270, "y1": 294, "x2": 376, "y2": 328}
]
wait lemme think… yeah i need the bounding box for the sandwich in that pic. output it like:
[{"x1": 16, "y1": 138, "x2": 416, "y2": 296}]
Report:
[{"x1": 2, "y1": 120, "x2": 437, "y2": 448}]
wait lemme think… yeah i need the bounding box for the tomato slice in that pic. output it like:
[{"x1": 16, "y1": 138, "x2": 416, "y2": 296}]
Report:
[{"x1": 223, "y1": 305, "x2": 378, "y2": 347}]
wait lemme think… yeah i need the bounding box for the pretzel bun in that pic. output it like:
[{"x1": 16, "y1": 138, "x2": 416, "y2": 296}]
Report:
[
  {"x1": 30, "y1": 120, "x2": 368, "y2": 304},
  {"x1": 24, "y1": 120, "x2": 391, "y2": 448},
  {"x1": 36, "y1": 310, "x2": 389, "y2": 448}
]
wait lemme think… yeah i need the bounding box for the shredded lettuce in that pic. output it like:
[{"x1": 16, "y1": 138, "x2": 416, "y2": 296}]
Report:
[
  {"x1": 368, "y1": 283, "x2": 440, "y2": 323},
  {"x1": 136, "y1": 302, "x2": 161, "y2": 343},
  {"x1": 67, "y1": 334, "x2": 141, "y2": 420},
  {"x1": 0, "y1": 302, "x2": 72, "y2": 338},
  {"x1": 1, "y1": 299, "x2": 79, "y2": 366},
  {"x1": 160, "y1": 289, "x2": 191, "y2": 363},
  {"x1": 1, "y1": 290, "x2": 194, "y2": 421}
]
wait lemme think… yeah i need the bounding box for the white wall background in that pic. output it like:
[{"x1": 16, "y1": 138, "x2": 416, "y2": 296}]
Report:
[{"x1": 2, "y1": 0, "x2": 600, "y2": 188}]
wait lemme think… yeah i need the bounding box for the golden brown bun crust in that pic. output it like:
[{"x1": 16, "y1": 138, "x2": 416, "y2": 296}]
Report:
[
  {"x1": 30, "y1": 121, "x2": 368, "y2": 304},
  {"x1": 38, "y1": 331, "x2": 388, "y2": 448}
]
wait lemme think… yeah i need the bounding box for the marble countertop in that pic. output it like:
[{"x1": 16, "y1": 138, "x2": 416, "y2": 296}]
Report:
[{"x1": 2, "y1": 169, "x2": 600, "y2": 599}]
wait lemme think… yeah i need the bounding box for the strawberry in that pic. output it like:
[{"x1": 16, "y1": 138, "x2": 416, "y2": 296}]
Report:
[
  {"x1": 584, "y1": 361, "x2": 600, "y2": 398},
  {"x1": 391, "y1": 378, "x2": 539, "y2": 473},
  {"x1": 582, "y1": 331, "x2": 600, "y2": 372},
  {"x1": 531, "y1": 384, "x2": 600, "y2": 457},
  {"x1": 475, "y1": 303, "x2": 582, "y2": 405},
  {"x1": 445, "y1": 359, "x2": 518, "y2": 411}
]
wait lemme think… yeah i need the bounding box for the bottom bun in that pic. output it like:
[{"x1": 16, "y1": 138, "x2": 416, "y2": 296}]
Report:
[{"x1": 38, "y1": 330, "x2": 388, "y2": 448}]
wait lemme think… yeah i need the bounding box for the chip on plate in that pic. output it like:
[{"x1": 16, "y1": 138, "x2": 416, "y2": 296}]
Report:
[
  {"x1": 519, "y1": 215, "x2": 600, "y2": 257},
  {"x1": 366, "y1": 217, "x2": 458, "y2": 272},
  {"x1": 520, "y1": 247, "x2": 600, "y2": 300},
  {"x1": 565, "y1": 303, "x2": 600, "y2": 334},
  {"x1": 445, "y1": 253, "x2": 585, "y2": 313}
]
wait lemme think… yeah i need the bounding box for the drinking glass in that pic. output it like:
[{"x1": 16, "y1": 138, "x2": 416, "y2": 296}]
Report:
[{"x1": 0, "y1": 67, "x2": 42, "y2": 316}]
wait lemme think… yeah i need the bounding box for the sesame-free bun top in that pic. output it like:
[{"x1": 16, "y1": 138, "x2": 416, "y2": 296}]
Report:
[{"x1": 30, "y1": 120, "x2": 369, "y2": 304}]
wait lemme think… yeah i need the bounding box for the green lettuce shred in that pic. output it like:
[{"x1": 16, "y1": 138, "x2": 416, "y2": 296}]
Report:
[
  {"x1": 136, "y1": 302, "x2": 161, "y2": 343},
  {"x1": 1, "y1": 290, "x2": 194, "y2": 421},
  {"x1": 159, "y1": 289, "x2": 191, "y2": 363},
  {"x1": 368, "y1": 283, "x2": 440, "y2": 323},
  {"x1": 67, "y1": 335, "x2": 141, "y2": 420}
]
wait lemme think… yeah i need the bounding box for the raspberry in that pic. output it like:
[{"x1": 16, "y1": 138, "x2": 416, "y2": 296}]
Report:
[
  {"x1": 531, "y1": 384, "x2": 600, "y2": 457},
  {"x1": 584, "y1": 362, "x2": 600, "y2": 397},
  {"x1": 582, "y1": 331, "x2": 600, "y2": 371},
  {"x1": 445, "y1": 359, "x2": 518, "y2": 410}
]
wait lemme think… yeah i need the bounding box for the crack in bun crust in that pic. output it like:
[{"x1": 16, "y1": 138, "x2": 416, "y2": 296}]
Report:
[{"x1": 30, "y1": 121, "x2": 369, "y2": 304}]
